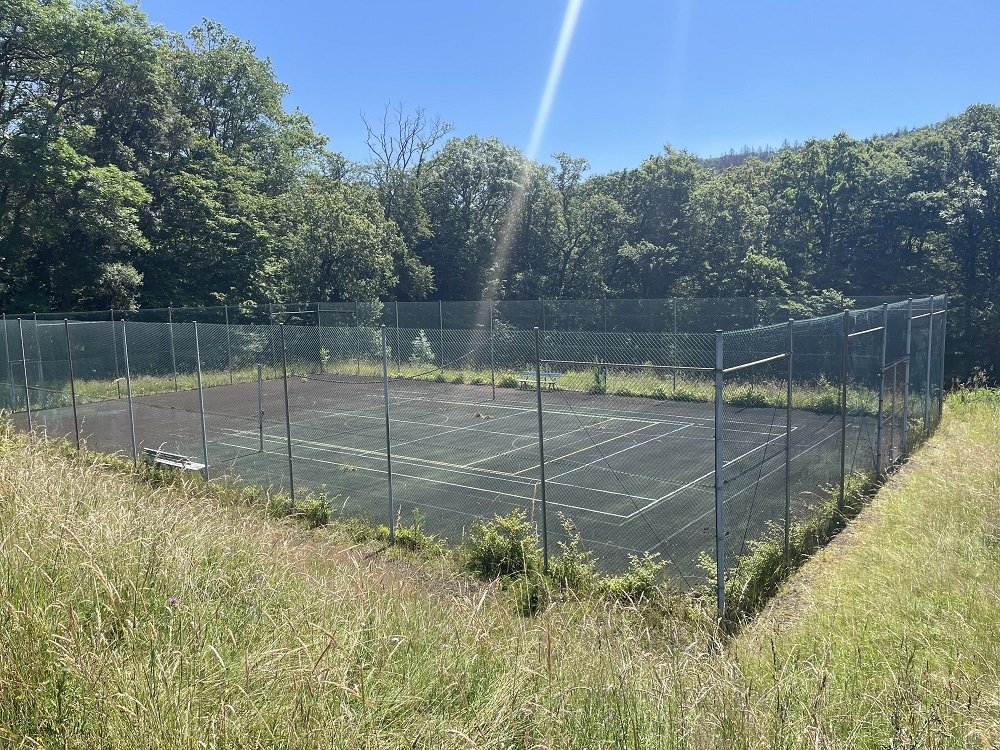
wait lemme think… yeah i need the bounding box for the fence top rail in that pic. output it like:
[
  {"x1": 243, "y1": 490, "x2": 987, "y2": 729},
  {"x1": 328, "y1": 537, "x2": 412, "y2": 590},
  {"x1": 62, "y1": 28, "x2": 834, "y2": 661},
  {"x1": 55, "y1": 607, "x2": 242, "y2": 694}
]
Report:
[
  {"x1": 540, "y1": 358, "x2": 714, "y2": 373},
  {"x1": 722, "y1": 352, "x2": 789, "y2": 374},
  {"x1": 848, "y1": 324, "x2": 885, "y2": 339}
]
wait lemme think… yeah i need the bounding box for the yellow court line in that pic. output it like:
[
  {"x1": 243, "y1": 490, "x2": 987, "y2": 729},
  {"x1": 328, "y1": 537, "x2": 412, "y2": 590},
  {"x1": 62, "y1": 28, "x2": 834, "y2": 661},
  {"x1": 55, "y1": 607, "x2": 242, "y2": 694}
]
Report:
[{"x1": 512, "y1": 422, "x2": 659, "y2": 475}]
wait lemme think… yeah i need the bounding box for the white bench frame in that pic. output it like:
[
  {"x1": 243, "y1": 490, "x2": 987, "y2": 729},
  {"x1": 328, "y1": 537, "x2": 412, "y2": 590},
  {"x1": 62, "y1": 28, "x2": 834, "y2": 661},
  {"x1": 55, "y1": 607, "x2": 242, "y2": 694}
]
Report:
[{"x1": 142, "y1": 446, "x2": 205, "y2": 472}]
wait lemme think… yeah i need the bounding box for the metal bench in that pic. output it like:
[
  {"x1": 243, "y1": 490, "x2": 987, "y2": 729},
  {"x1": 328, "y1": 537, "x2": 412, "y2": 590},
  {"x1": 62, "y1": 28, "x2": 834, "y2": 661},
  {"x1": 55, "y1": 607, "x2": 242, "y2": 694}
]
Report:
[
  {"x1": 142, "y1": 446, "x2": 205, "y2": 473},
  {"x1": 518, "y1": 371, "x2": 561, "y2": 390}
]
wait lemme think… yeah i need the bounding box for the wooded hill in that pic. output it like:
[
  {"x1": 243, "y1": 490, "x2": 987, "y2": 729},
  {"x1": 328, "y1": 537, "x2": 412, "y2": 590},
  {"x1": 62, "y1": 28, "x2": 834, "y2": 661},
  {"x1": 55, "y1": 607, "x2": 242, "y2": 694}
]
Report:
[{"x1": 1, "y1": 1, "x2": 997, "y2": 378}]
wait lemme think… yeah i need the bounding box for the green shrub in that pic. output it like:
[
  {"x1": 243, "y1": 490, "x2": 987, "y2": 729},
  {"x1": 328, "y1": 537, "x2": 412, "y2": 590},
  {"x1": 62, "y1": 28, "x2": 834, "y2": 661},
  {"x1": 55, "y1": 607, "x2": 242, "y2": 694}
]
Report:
[
  {"x1": 510, "y1": 573, "x2": 551, "y2": 616},
  {"x1": 433, "y1": 372, "x2": 447, "y2": 383},
  {"x1": 598, "y1": 553, "x2": 667, "y2": 603},
  {"x1": 470, "y1": 375, "x2": 486, "y2": 385},
  {"x1": 549, "y1": 516, "x2": 598, "y2": 592},
  {"x1": 586, "y1": 365, "x2": 607, "y2": 395},
  {"x1": 410, "y1": 330, "x2": 435, "y2": 364},
  {"x1": 290, "y1": 495, "x2": 330, "y2": 528},
  {"x1": 462, "y1": 509, "x2": 541, "y2": 579},
  {"x1": 392, "y1": 510, "x2": 441, "y2": 553},
  {"x1": 450, "y1": 373, "x2": 465, "y2": 384},
  {"x1": 498, "y1": 374, "x2": 519, "y2": 389}
]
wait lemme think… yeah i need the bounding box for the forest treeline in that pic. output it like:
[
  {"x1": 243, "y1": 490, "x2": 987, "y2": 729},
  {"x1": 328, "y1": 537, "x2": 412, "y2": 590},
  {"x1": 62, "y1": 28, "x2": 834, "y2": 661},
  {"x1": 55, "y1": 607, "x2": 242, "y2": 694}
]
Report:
[{"x1": 1, "y1": 1, "x2": 997, "y2": 377}]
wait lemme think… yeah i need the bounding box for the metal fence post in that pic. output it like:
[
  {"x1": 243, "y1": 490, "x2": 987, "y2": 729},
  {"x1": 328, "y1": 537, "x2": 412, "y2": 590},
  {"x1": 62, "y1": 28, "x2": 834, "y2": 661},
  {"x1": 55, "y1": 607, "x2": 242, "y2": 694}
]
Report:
[
  {"x1": 2, "y1": 313, "x2": 13, "y2": 405},
  {"x1": 17, "y1": 319, "x2": 32, "y2": 433},
  {"x1": 394, "y1": 301, "x2": 401, "y2": 369},
  {"x1": 381, "y1": 325, "x2": 395, "y2": 544},
  {"x1": 168, "y1": 306, "x2": 178, "y2": 391},
  {"x1": 489, "y1": 299, "x2": 496, "y2": 400},
  {"x1": 672, "y1": 298, "x2": 678, "y2": 390},
  {"x1": 224, "y1": 304, "x2": 234, "y2": 384},
  {"x1": 121, "y1": 320, "x2": 138, "y2": 464},
  {"x1": 902, "y1": 299, "x2": 913, "y2": 455},
  {"x1": 110, "y1": 308, "x2": 120, "y2": 379},
  {"x1": 438, "y1": 299, "x2": 444, "y2": 368},
  {"x1": 316, "y1": 302, "x2": 324, "y2": 372},
  {"x1": 839, "y1": 310, "x2": 849, "y2": 510},
  {"x1": 784, "y1": 319, "x2": 793, "y2": 564},
  {"x1": 192, "y1": 322, "x2": 209, "y2": 479},
  {"x1": 938, "y1": 295, "x2": 948, "y2": 422},
  {"x1": 64, "y1": 320, "x2": 80, "y2": 450},
  {"x1": 257, "y1": 364, "x2": 264, "y2": 453},
  {"x1": 534, "y1": 327, "x2": 549, "y2": 574},
  {"x1": 924, "y1": 296, "x2": 935, "y2": 432},
  {"x1": 714, "y1": 329, "x2": 726, "y2": 625},
  {"x1": 279, "y1": 324, "x2": 295, "y2": 502},
  {"x1": 875, "y1": 304, "x2": 888, "y2": 475}
]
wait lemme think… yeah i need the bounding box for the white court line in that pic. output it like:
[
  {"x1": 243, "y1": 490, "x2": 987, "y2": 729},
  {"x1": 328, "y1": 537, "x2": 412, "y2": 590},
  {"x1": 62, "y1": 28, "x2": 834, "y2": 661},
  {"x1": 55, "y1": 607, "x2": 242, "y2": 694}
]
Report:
[
  {"x1": 644, "y1": 427, "x2": 843, "y2": 552},
  {"x1": 624, "y1": 428, "x2": 800, "y2": 519},
  {"x1": 546, "y1": 423, "x2": 694, "y2": 480},
  {"x1": 216, "y1": 435, "x2": 637, "y2": 518}
]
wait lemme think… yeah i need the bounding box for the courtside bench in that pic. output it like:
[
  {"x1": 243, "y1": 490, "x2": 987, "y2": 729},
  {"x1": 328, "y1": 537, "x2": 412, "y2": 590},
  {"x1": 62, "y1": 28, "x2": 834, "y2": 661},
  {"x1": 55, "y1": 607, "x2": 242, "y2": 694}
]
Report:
[
  {"x1": 142, "y1": 446, "x2": 205, "y2": 473},
  {"x1": 517, "y1": 370, "x2": 561, "y2": 390}
]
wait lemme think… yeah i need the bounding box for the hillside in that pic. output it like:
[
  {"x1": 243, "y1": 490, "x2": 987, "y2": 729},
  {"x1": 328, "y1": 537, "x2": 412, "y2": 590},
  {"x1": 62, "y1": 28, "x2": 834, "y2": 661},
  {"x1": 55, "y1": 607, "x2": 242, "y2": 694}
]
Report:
[{"x1": 1, "y1": 391, "x2": 998, "y2": 748}]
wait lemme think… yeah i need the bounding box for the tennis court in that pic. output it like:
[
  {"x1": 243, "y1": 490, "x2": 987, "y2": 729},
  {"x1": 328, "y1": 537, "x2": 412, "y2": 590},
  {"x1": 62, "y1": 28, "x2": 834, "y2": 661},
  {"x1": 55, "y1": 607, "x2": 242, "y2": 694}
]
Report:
[{"x1": 20, "y1": 372, "x2": 864, "y2": 583}]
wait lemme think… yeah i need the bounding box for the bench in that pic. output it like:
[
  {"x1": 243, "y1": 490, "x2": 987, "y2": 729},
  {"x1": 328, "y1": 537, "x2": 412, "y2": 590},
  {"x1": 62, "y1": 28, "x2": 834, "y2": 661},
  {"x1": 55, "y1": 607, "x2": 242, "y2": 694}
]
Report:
[
  {"x1": 142, "y1": 446, "x2": 206, "y2": 473},
  {"x1": 518, "y1": 371, "x2": 561, "y2": 390}
]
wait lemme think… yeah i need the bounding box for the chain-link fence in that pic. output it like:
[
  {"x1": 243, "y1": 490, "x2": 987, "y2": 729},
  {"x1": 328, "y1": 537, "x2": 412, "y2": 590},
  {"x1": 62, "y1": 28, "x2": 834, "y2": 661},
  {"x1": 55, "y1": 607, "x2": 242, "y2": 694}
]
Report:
[{"x1": 0, "y1": 295, "x2": 947, "y2": 621}]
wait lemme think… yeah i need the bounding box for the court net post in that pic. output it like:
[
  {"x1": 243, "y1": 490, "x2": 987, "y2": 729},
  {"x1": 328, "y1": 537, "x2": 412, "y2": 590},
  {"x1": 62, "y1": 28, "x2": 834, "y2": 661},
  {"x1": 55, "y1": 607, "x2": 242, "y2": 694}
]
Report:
[
  {"x1": 714, "y1": 329, "x2": 726, "y2": 628},
  {"x1": 122, "y1": 319, "x2": 138, "y2": 464},
  {"x1": 64, "y1": 320, "x2": 80, "y2": 450},
  {"x1": 534, "y1": 326, "x2": 549, "y2": 574},
  {"x1": 193, "y1": 322, "x2": 209, "y2": 479},
  {"x1": 382, "y1": 325, "x2": 395, "y2": 545},
  {"x1": 279, "y1": 324, "x2": 295, "y2": 502}
]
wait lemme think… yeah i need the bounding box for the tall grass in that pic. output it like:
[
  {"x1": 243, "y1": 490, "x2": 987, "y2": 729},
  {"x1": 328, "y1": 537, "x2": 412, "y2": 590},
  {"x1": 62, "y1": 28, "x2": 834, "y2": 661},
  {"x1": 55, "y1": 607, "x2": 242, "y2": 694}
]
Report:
[{"x1": 1, "y1": 391, "x2": 997, "y2": 747}]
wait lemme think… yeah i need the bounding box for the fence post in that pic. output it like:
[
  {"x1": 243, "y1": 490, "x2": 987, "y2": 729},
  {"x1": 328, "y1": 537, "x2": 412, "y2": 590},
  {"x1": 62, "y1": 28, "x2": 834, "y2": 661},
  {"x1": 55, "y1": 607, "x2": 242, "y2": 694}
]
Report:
[
  {"x1": 902, "y1": 299, "x2": 913, "y2": 455},
  {"x1": 224, "y1": 304, "x2": 234, "y2": 384},
  {"x1": 64, "y1": 320, "x2": 80, "y2": 451},
  {"x1": 875, "y1": 304, "x2": 888, "y2": 476},
  {"x1": 279, "y1": 324, "x2": 295, "y2": 502},
  {"x1": 672, "y1": 298, "x2": 678, "y2": 391},
  {"x1": 713, "y1": 329, "x2": 726, "y2": 626},
  {"x1": 17, "y1": 319, "x2": 32, "y2": 433},
  {"x1": 257, "y1": 364, "x2": 264, "y2": 453},
  {"x1": 784, "y1": 319, "x2": 793, "y2": 564},
  {"x1": 121, "y1": 320, "x2": 138, "y2": 464},
  {"x1": 110, "y1": 307, "x2": 120, "y2": 380},
  {"x1": 381, "y1": 325, "x2": 395, "y2": 544},
  {"x1": 839, "y1": 310, "x2": 849, "y2": 510},
  {"x1": 540, "y1": 298, "x2": 546, "y2": 331},
  {"x1": 438, "y1": 300, "x2": 444, "y2": 368},
  {"x1": 534, "y1": 327, "x2": 549, "y2": 574},
  {"x1": 193, "y1": 322, "x2": 209, "y2": 480},
  {"x1": 2, "y1": 313, "x2": 13, "y2": 405},
  {"x1": 489, "y1": 299, "x2": 496, "y2": 401},
  {"x1": 394, "y1": 301, "x2": 401, "y2": 370},
  {"x1": 316, "y1": 302, "x2": 324, "y2": 372},
  {"x1": 33, "y1": 312, "x2": 44, "y2": 405},
  {"x1": 938, "y1": 295, "x2": 948, "y2": 422},
  {"x1": 168, "y1": 306, "x2": 178, "y2": 391},
  {"x1": 924, "y1": 296, "x2": 935, "y2": 432}
]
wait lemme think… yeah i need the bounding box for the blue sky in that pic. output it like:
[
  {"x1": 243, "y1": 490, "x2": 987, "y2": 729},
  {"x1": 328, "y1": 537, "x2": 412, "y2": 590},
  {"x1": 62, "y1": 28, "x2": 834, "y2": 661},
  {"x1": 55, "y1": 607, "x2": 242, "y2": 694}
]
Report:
[{"x1": 136, "y1": 0, "x2": 1000, "y2": 174}]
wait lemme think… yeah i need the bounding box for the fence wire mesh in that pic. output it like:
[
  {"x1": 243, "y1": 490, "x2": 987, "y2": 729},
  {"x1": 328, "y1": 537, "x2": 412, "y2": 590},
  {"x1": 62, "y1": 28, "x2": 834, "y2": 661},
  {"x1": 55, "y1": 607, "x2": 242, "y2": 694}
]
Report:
[{"x1": 0, "y1": 296, "x2": 947, "y2": 615}]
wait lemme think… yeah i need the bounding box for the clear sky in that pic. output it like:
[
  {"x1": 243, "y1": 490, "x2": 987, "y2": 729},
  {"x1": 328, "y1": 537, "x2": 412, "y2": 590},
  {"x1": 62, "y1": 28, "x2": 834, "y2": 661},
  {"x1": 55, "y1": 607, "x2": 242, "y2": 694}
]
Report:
[{"x1": 136, "y1": 0, "x2": 1000, "y2": 174}]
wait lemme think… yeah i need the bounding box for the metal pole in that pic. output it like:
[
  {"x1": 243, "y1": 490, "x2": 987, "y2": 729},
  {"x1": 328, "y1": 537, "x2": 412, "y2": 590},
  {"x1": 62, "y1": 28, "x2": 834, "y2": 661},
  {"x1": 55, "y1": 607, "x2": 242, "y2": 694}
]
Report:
[
  {"x1": 64, "y1": 320, "x2": 80, "y2": 451},
  {"x1": 2, "y1": 313, "x2": 13, "y2": 405},
  {"x1": 888, "y1": 357, "x2": 898, "y2": 464},
  {"x1": 489, "y1": 299, "x2": 496, "y2": 400},
  {"x1": 839, "y1": 310, "x2": 849, "y2": 510},
  {"x1": 533, "y1": 327, "x2": 549, "y2": 574},
  {"x1": 33, "y1": 312, "x2": 44, "y2": 407},
  {"x1": 938, "y1": 296, "x2": 948, "y2": 422},
  {"x1": 438, "y1": 300, "x2": 444, "y2": 368},
  {"x1": 168, "y1": 306, "x2": 178, "y2": 392},
  {"x1": 902, "y1": 299, "x2": 913, "y2": 455},
  {"x1": 784, "y1": 319, "x2": 793, "y2": 564},
  {"x1": 381, "y1": 326, "x2": 395, "y2": 544},
  {"x1": 193, "y1": 322, "x2": 209, "y2": 480},
  {"x1": 924, "y1": 296, "x2": 935, "y2": 431},
  {"x1": 752, "y1": 295, "x2": 758, "y2": 328},
  {"x1": 875, "y1": 304, "x2": 888, "y2": 475},
  {"x1": 355, "y1": 301, "x2": 361, "y2": 375},
  {"x1": 713, "y1": 329, "x2": 726, "y2": 626},
  {"x1": 110, "y1": 308, "x2": 120, "y2": 379},
  {"x1": 316, "y1": 302, "x2": 324, "y2": 372},
  {"x1": 394, "y1": 301, "x2": 400, "y2": 370},
  {"x1": 257, "y1": 364, "x2": 264, "y2": 453},
  {"x1": 122, "y1": 321, "x2": 138, "y2": 464},
  {"x1": 224, "y1": 304, "x2": 234, "y2": 384},
  {"x1": 279, "y1": 324, "x2": 295, "y2": 502},
  {"x1": 17, "y1": 319, "x2": 32, "y2": 433},
  {"x1": 672, "y1": 298, "x2": 678, "y2": 390}
]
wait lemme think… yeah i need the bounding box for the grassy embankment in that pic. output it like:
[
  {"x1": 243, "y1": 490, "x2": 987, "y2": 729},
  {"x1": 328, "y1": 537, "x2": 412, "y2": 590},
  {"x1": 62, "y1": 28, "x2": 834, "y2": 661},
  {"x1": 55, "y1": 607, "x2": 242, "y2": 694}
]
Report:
[{"x1": 1, "y1": 389, "x2": 997, "y2": 747}]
